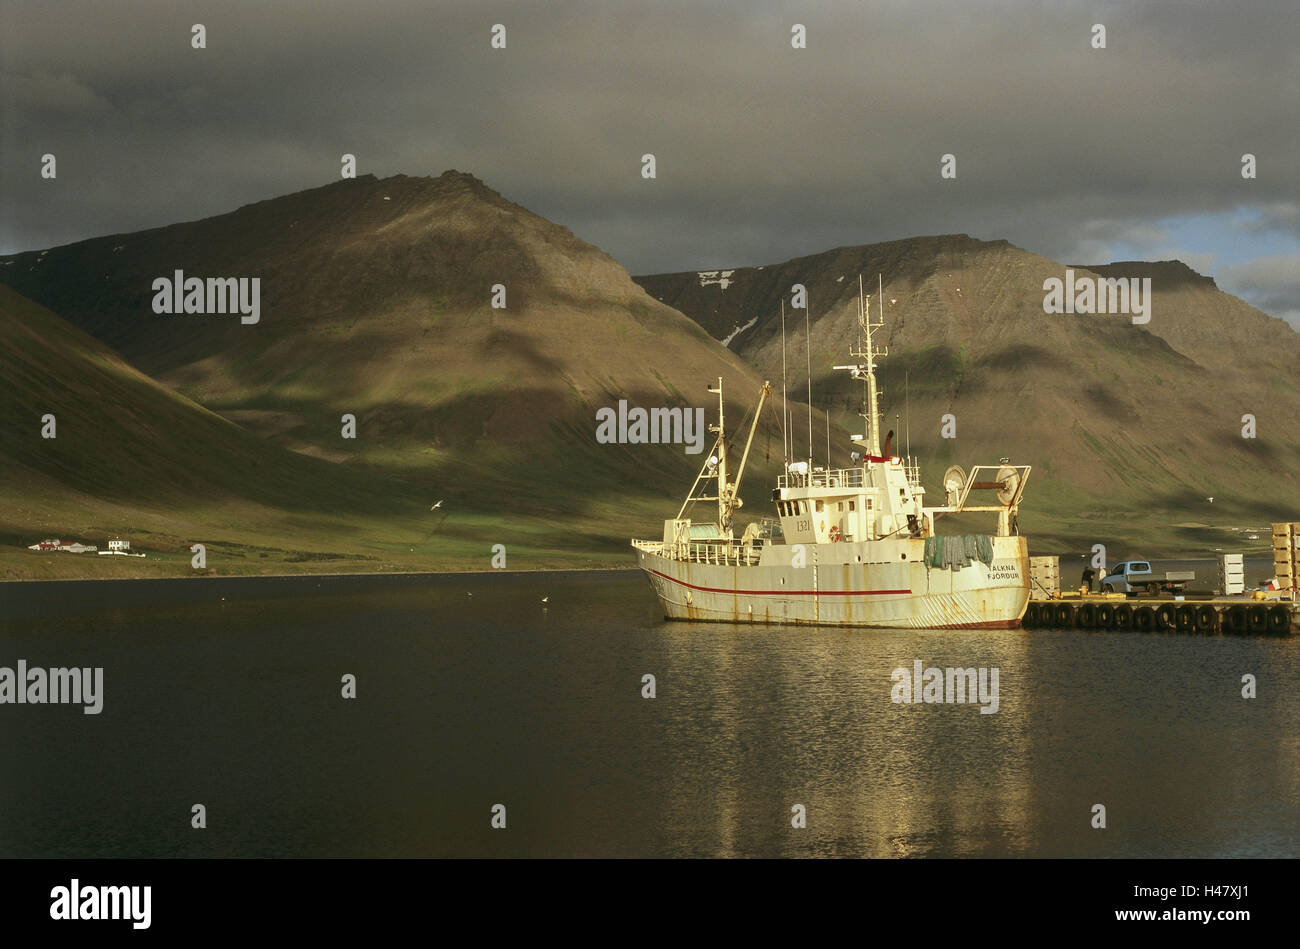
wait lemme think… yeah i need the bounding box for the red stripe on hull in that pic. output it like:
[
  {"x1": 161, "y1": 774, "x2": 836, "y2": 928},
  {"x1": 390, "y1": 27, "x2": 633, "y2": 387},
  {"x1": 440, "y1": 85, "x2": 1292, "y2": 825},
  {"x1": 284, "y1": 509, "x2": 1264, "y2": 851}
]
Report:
[{"x1": 647, "y1": 568, "x2": 910, "y2": 597}]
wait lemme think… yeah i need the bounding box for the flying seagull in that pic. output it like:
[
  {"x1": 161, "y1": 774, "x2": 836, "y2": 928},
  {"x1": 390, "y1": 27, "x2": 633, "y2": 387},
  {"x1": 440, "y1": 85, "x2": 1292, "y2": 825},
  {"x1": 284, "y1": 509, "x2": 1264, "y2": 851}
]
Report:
[
  {"x1": 542, "y1": 596, "x2": 550, "y2": 604},
  {"x1": 431, "y1": 500, "x2": 444, "y2": 510}
]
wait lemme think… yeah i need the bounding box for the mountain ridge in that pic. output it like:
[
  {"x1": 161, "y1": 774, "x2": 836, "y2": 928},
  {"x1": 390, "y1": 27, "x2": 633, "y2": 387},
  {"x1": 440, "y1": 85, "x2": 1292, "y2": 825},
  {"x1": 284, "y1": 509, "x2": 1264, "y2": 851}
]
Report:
[
  {"x1": 1, "y1": 172, "x2": 831, "y2": 578},
  {"x1": 2, "y1": 178, "x2": 1293, "y2": 569},
  {"x1": 633, "y1": 234, "x2": 1300, "y2": 550}
]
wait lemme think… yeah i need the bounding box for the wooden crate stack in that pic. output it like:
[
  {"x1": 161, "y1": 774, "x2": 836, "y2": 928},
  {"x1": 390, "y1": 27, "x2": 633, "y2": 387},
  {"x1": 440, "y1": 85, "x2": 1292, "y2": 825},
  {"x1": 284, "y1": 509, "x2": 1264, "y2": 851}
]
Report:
[{"x1": 1273, "y1": 522, "x2": 1299, "y2": 591}]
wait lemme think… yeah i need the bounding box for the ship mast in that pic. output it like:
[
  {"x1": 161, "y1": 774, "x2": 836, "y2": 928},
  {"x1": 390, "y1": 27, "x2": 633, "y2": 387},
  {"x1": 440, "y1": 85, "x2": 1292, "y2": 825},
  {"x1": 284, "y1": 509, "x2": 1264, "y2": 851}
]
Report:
[
  {"x1": 837, "y1": 275, "x2": 888, "y2": 458},
  {"x1": 710, "y1": 377, "x2": 727, "y2": 531}
]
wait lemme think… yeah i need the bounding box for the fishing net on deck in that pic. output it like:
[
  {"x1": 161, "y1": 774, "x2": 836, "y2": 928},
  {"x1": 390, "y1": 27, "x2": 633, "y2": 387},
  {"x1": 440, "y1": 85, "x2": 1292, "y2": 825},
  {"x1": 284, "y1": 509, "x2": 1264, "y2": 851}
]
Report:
[{"x1": 924, "y1": 534, "x2": 994, "y2": 570}]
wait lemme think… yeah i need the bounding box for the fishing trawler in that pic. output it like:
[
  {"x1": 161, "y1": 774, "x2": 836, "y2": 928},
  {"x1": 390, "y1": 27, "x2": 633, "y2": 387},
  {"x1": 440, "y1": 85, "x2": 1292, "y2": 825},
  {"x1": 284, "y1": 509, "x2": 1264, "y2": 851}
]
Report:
[{"x1": 631, "y1": 278, "x2": 1032, "y2": 628}]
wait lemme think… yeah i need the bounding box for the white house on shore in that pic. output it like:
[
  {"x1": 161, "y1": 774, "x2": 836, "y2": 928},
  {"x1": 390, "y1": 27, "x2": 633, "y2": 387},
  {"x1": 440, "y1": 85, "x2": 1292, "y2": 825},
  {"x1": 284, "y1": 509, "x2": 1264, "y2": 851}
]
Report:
[
  {"x1": 99, "y1": 537, "x2": 146, "y2": 557},
  {"x1": 28, "y1": 536, "x2": 144, "y2": 557},
  {"x1": 27, "y1": 539, "x2": 97, "y2": 553}
]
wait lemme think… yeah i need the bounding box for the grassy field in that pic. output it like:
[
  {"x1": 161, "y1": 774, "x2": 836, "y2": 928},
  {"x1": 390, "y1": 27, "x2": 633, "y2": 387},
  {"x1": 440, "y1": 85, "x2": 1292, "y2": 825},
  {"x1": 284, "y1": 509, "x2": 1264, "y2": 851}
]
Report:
[
  {"x1": 2, "y1": 475, "x2": 1284, "y2": 582},
  {"x1": 0, "y1": 486, "x2": 686, "y2": 581}
]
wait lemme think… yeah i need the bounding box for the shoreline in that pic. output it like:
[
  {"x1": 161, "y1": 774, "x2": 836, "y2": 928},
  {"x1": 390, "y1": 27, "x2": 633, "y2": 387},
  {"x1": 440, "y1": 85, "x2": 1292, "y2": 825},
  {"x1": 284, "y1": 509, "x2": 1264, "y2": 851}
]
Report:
[
  {"x1": 0, "y1": 564, "x2": 644, "y2": 585},
  {"x1": 1, "y1": 555, "x2": 1276, "y2": 586}
]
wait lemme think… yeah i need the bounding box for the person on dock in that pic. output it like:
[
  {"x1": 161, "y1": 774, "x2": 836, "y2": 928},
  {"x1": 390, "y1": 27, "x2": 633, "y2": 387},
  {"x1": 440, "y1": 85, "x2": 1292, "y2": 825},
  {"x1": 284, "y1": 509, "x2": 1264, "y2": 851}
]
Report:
[{"x1": 1081, "y1": 566, "x2": 1095, "y2": 594}]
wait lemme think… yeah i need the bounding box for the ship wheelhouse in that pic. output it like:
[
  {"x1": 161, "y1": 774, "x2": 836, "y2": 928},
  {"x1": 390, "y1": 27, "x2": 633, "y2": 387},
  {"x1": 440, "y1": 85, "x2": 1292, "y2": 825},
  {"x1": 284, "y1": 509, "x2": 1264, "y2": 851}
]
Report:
[{"x1": 772, "y1": 456, "x2": 927, "y2": 546}]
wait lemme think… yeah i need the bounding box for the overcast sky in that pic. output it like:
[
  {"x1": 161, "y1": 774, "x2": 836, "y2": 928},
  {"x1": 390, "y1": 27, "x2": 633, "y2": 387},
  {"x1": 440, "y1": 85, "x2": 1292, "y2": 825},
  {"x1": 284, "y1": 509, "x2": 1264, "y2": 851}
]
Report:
[{"x1": 2, "y1": 0, "x2": 1296, "y2": 326}]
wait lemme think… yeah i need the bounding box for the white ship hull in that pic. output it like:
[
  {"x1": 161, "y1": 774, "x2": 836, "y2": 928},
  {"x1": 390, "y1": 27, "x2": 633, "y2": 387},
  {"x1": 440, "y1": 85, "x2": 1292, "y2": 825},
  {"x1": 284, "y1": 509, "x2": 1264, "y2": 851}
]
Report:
[{"x1": 633, "y1": 535, "x2": 1029, "y2": 629}]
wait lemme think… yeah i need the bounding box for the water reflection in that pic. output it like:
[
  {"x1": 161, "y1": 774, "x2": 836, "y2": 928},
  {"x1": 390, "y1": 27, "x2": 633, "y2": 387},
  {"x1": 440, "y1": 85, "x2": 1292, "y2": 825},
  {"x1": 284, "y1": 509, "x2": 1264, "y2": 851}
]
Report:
[{"x1": 0, "y1": 571, "x2": 1293, "y2": 857}]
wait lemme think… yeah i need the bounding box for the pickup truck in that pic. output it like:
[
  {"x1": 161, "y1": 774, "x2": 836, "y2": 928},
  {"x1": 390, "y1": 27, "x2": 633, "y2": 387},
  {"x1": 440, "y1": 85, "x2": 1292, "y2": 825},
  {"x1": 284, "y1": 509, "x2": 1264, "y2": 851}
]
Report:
[{"x1": 1100, "y1": 561, "x2": 1195, "y2": 595}]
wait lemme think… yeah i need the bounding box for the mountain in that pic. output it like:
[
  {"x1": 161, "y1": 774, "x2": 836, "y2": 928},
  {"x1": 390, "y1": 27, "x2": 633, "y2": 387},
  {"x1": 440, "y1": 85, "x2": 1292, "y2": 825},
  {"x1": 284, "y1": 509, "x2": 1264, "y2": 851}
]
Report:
[
  {"x1": 1, "y1": 173, "x2": 833, "y2": 576},
  {"x1": 635, "y1": 236, "x2": 1300, "y2": 555},
  {"x1": 0, "y1": 283, "x2": 444, "y2": 578}
]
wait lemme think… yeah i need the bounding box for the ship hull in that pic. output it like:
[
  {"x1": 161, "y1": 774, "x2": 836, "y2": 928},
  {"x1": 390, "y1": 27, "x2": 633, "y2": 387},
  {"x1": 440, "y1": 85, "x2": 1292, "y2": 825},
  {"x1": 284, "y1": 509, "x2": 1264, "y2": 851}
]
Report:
[{"x1": 633, "y1": 535, "x2": 1029, "y2": 629}]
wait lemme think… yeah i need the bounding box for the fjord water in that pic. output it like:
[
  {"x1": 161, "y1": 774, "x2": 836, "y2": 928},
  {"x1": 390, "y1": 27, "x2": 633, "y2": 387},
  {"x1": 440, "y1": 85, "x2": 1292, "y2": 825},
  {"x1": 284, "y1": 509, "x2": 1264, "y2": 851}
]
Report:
[{"x1": 1, "y1": 571, "x2": 1295, "y2": 858}]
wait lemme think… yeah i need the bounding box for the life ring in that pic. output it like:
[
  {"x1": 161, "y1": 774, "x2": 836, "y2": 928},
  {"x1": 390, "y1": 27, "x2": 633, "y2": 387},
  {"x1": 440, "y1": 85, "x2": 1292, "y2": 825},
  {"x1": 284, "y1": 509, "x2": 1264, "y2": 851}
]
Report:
[{"x1": 829, "y1": 525, "x2": 841, "y2": 542}]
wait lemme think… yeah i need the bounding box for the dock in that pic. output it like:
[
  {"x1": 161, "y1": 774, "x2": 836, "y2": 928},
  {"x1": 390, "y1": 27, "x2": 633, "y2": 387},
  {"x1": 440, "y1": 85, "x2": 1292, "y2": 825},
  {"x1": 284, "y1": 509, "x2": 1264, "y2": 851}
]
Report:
[
  {"x1": 1025, "y1": 525, "x2": 1299, "y2": 634},
  {"x1": 1024, "y1": 595, "x2": 1297, "y2": 634}
]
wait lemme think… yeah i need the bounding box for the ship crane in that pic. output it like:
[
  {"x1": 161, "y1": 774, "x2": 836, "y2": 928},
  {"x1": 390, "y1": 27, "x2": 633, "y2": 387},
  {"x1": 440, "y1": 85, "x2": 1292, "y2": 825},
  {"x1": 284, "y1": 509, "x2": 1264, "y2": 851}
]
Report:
[{"x1": 677, "y1": 377, "x2": 771, "y2": 536}]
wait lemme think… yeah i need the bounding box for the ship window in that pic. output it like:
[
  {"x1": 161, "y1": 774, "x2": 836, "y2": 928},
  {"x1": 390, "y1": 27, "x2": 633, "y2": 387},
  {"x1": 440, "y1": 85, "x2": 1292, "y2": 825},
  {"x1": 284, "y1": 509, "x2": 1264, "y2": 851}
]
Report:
[
  {"x1": 867, "y1": 499, "x2": 873, "y2": 509},
  {"x1": 849, "y1": 501, "x2": 856, "y2": 511},
  {"x1": 837, "y1": 502, "x2": 843, "y2": 511},
  {"x1": 815, "y1": 500, "x2": 824, "y2": 512}
]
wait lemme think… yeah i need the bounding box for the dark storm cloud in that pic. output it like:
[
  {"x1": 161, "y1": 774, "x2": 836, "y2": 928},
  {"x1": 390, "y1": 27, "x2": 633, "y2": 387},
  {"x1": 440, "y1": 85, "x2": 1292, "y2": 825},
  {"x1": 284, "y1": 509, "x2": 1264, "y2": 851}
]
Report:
[{"x1": 2, "y1": 0, "x2": 1296, "y2": 319}]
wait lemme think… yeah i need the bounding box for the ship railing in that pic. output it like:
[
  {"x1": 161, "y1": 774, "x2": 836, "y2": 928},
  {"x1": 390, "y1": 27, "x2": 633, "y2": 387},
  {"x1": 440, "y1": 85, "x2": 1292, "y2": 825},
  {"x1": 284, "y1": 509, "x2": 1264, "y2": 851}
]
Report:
[
  {"x1": 778, "y1": 467, "x2": 865, "y2": 490},
  {"x1": 686, "y1": 540, "x2": 765, "y2": 566},
  {"x1": 633, "y1": 538, "x2": 765, "y2": 566},
  {"x1": 904, "y1": 459, "x2": 923, "y2": 488}
]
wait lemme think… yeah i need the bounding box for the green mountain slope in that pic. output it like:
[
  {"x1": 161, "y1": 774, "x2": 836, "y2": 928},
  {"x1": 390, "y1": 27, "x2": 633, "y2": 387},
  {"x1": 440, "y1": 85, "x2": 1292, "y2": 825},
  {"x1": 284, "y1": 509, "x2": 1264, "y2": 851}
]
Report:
[{"x1": 1, "y1": 174, "x2": 845, "y2": 577}]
